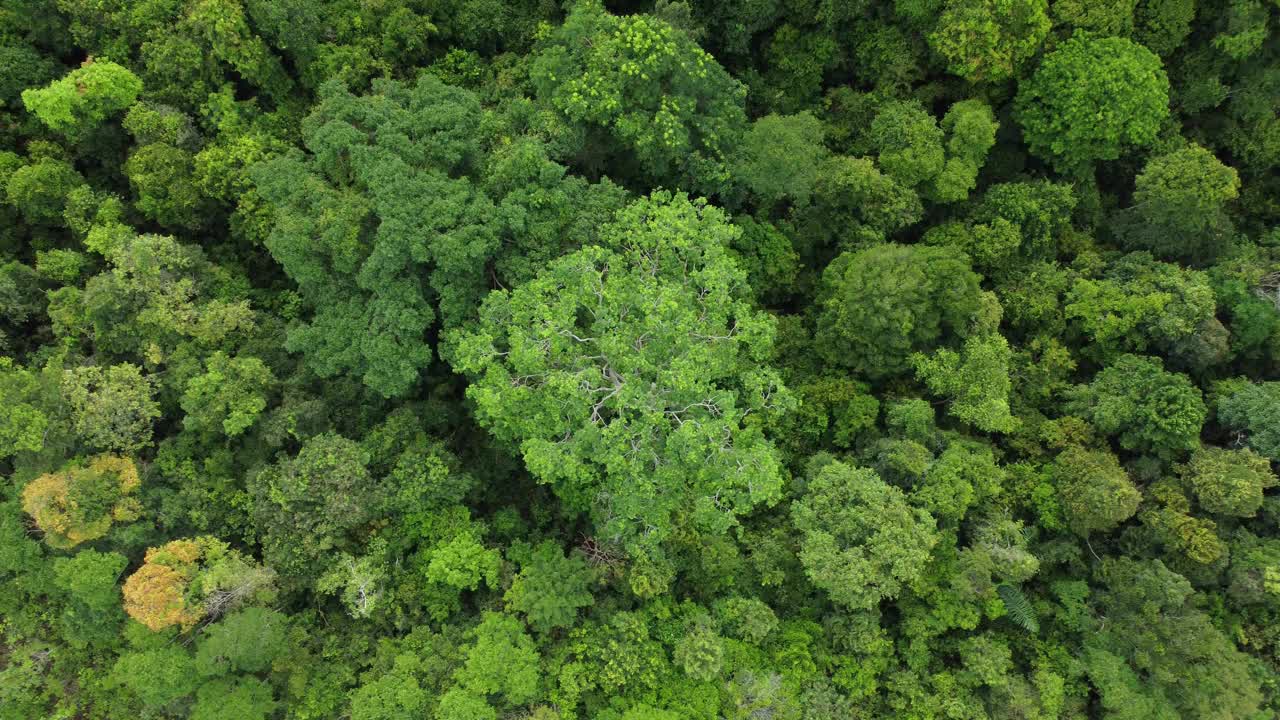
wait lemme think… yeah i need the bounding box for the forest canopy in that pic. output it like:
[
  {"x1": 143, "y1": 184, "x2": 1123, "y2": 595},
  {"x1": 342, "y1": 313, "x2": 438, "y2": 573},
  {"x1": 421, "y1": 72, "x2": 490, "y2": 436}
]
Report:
[{"x1": 2, "y1": 0, "x2": 1280, "y2": 719}]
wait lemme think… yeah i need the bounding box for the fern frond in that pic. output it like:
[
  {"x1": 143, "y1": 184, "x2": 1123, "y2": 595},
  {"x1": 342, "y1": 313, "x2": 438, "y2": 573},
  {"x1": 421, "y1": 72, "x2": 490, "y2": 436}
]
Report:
[{"x1": 998, "y1": 583, "x2": 1040, "y2": 633}]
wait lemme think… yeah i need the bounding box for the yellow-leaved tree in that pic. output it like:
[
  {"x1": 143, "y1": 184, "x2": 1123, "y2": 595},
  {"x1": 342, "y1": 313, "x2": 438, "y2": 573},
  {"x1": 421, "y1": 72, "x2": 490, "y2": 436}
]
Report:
[
  {"x1": 122, "y1": 536, "x2": 276, "y2": 632},
  {"x1": 21, "y1": 454, "x2": 141, "y2": 549}
]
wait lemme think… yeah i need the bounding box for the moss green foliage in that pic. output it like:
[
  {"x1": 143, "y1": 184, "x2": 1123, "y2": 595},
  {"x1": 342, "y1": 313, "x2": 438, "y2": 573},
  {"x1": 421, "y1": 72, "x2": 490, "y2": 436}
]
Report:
[
  {"x1": 1183, "y1": 445, "x2": 1277, "y2": 517},
  {"x1": 2, "y1": 1, "x2": 1279, "y2": 718},
  {"x1": 1065, "y1": 251, "x2": 1222, "y2": 366},
  {"x1": 179, "y1": 352, "x2": 275, "y2": 438},
  {"x1": 1015, "y1": 34, "x2": 1169, "y2": 172},
  {"x1": 505, "y1": 541, "x2": 596, "y2": 633},
  {"x1": 0, "y1": 356, "x2": 49, "y2": 459},
  {"x1": 791, "y1": 458, "x2": 939, "y2": 609},
  {"x1": 732, "y1": 112, "x2": 827, "y2": 208},
  {"x1": 251, "y1": 75, "x2": 490, "y2": 398},
  {"x1": 1050, "y1": 445, "x2": 1142, "y2": 535},
  {"x1": 1119, "y1": 144, "x2": 1241, "y2": 262},
  {"x1": 1217, "y1": 381, "x2": 1280, "y2": 460},
  {"x1": 913, "y1": 333, "x2": 1018, "y2": 433},
  {"x1": 869, "y1": 100, "x2": 945, "y2": 189},
  {"x1": 62, "y1": 363, "x2": 160, "y2": 453},
  {"x1": 530, "y1": 0, "x2": 747, "y2": 195},
  {"x1": 929, "y1": 0, "x2": 1051, "y2": 82},
  {"x1": 6, "y1": 156, "x2": 86, "y2": 225},
  {"x1": 449, "y1": 191, "x2": 789, "y2": 556},
  {"x1": 816, "y1": 243, "x2": 990, "y2": 379},
  {"x1": 248, "y1": 433, "x2": 379, "y2": 578},
  {"x1": 935, "y1": 99, "x2": 999, "y2": 203},
  {"x1": 1067, "y1": 353, "x2": 1206, "y2": 457}
]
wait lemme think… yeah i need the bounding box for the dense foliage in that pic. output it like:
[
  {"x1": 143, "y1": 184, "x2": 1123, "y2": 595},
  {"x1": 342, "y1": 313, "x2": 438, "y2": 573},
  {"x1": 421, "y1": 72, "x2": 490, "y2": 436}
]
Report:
[{"x1": 2, "y1": 1, "x2": 1279, "y2": 718}]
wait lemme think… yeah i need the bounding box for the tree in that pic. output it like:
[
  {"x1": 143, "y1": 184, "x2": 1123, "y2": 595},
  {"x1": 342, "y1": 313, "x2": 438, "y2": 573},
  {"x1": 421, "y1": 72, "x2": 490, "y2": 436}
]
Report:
[
  {"x1": 111, "y1": 647, "x2": 200, "y2": 710},
  {"x1": 934, "y1": 100, "x2": 999, "y2": 203},
  {"x1": 49, "y1": 0, "x2": 293, "y2": 107},
  {"x1": 924, "y1": 219, "x2": 1022, "y2": 276},
  {"x1": 869, "y1": 100, "x2": 945, "y2": 189},
  {"x1": 252, "y1": 75, "x2": 496, "y2": 397},
  {"x1": 1067, "y1": 354, "x2": 1206, "y2": 457},
  {"x1": 685, "y1": 0, "x2": 778, "y2": 58},
  {"x1": 791, "y1": 458, "x2": 940, "y2": 609},
  {"x1": 1182, "y1": 446, "x2": 1277, "y2": 517},
  {"x1": 1082, "y1": 646, "x2": 1179, "y2": 720},
  {"x1": 505, "y1": 541, "x2": 596, "y2": 633},
  {"x1": 1086, "y1": 558, "x2": 1263, "y2": 719},
  {"x1": 34, "y1": 250, "x2": 87, "y2": 284},
  {"x1": 1119, "y1": 144, "x2": 1240, "y2": 262},
  {"x1": 909, "y1": 439, "x2": 1005, "y2": 522},
  {"x1": 21, "y1": 59, "x2": 142, "y2": 138},
  {"x1": 52, "y1": 549, "x2": 128, "y2": 648},
  {"x1": 195, "y1": 607, "x2": 288, "y2": 675},
  {"x1": 816, "y1": 244, "x2": 990, "y2": 380},
  {"x1": 912, "y1": 333, "x2": 1018, "y2": 433},
  {"x1": 1205, "y1": 251, "x2": 1280, "y2": 362},
  {"x1": 449, "y1": 192, "x2": 789, "y2": 554},
  {"x1": 1226, "y1": 531, "x2": 1280, "y2": 606},
  {"x1": 1210, "y1": 0, "x2": 1271, "y2": 60},
  {"x1": 0, "y1": 357, "x2": 49, "y2": 460},
  {"x1": 52, "y1": 231, "x2": 256, "y2": 358},
  {"x1": 425, "y1": 532, "x2": 501, "y2": 592},
  {"x1": 674, "y1": 619, "x2": 724, "y2": 681},
  {"x1": 797, "y1": 156, "x2": 923, "y2": 250},
  {"x1": 728, "y1": 216, "x2": 800, "y2": 303},
  {"x1": 190, "y1": 92, "x2": 292, "y2": 245},
  {"x1": 180, "y1": 352, "x2": 275, "y2": 438},
  {"x1": 732, "y1": 113, "x2": 827, "y2": 208},
  {"x1": 1065, "y1": 252, "x2": 1220, "y2": 367},
  {"x1": 562, "y1": 611, "x2": 668, "y2": 699},
  {"x1": 713, "y1": 596, "x2": 779, "y2": 644},
  {"x1": 122, "y1": 536, "x2": 276, "y2": 632},
  {"x1": 1014, "y1": 35, "x2": 1169, "y2": 172},
  {"x1": 482, "y1": 135, "x2": 633, "y2": 290},
  {"x1": 529, "y1": 0, "x2": 747, "y2": 194},
  {"x1": 0, "y1": 260, "x2": 46, "y2": 343},
  {"x1": 1217, "y1": 381, "x2": 1280, "y2": 460},
  {"x1": 62, "y1": 363, "x2": 161, "y2": 453},
  {"x1": 349, "y1": 650, "x2": 432, "y2": 720},
  {"x1": 756, "y1": 23, "x2": 839, "y2": 113},
  {"x1": 1049, "y1": 445, "x2": 1142, "y2": 535},
  {"x1": 1052, "y1": 0, "x2": 1136, "y2": 35},
  {"x1": 248, "y1": 433, "x2": 379, "y2": 577},
  {"x1": 452, "y1": 612, "x2": 540, "y2": 707},
  {"x1": 180, "y1": 0, "x2": 291, "y2": 99},
  {"x1": 930, "y1": 0, "x2": 1050, "y2": 82},
  {"x1": 1134, "y1": 0, "x2": 1194, "y2": 55},
  {"x1": 22, "y1": 455, "x2": 141, "y2": 549},
  {"x1": 189, "y1": 677, "x2": 276, "y2": 720},
  {"x1": 770, "y1": 374, "x2": 879, "y2": 457},
  {"x1": 125, "y1": 142, "x2": 208, "y2": 230},
  {"x1": 1141, "y1": 479, "x2": 1229, "y2": 565},
  {"x1": 317, "y1": 546, "x2": 388, "y2": 619},
  {"x1": 5, "y1": 157, "x2": 86, "y2": 225},
  {"x1": 437, "y1": 689, "x2": 498, "y2": 720},
  {"x1": 0, "y1": 45, "x2": 60, "y2": 113},
  {"x1": 122, "y1": 101, "x2": 200, "y2": 148},
  {"x1": 969, "y1": 180, "x2": 1077, "y2": 265}
]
